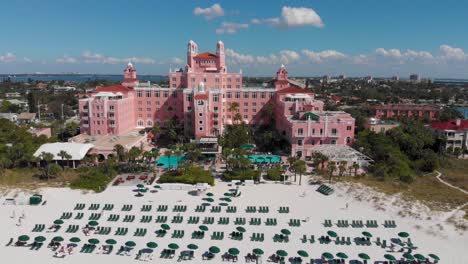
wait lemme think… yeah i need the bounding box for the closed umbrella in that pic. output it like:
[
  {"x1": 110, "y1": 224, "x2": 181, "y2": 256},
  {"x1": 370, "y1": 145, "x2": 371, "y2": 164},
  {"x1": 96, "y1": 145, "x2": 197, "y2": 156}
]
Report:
[
  {"x1": 88, "y1": 238, "x2": 100, "y2": 245},
  {"x1": 277, "y1": 250, "x2": 288, "y2": 257},
  {"x1": 327, "y1": 230, "x2": 338, "y2": 238},
  {"x1": 168, "y1": 243, "x2": 179, "y2": 250},
  {"x1": 54, "y1": 219, "x2": 64, "y2": 225},
  {"x1": 34, "y1": 236, "x2": 46, "y2": 243},
  {"x1": 70, "y1": 237, "x2": 81, "y2": 243},
  {"x1": 18, "y1": 235, "x2": 30, "y2": 242},
  {"x1": 229, "y1": 248, "x2": 240, "y2": 255},
  {"x1": 297, "y1": 250, "x2": 309, "y2": 258},
  {"x1": 281, "y1": 229, "x2": 291, "y2": 235},
  {"x1": 147, "y1": 242, "x2": 158, "y2": 249},
  {"x1": 52, "y1": 236, "x2": 64, "y2": 242},
  {"x1": 209, "y1": 246, "x2": 220, "y2": 254},
  {"x1": 336, "y1": 252, "x2": 348, "y2": 259},
  {"x1": 253, "y1": 248, "x2": 264, "y2": 255},
  {"x1": 125, "y1": 241, "x2": 136, "y2": 247},
  {"x1": 428, "y1": 254, "x2": 440, "y2": 261},
  {"x1": 384, "y1": 254, "x2": 396, "y2": 261},
  {"x1": 105, "y1": 239, "x2": 117, "y2": 245},
  {"x1": 199, "y1": 225, "x2": 209, "y2": 231},
  {"x1": 362, "y1": 231, "x2": 372, "y2": 238},
  {"x1": 187, "y1": 244, "x2": 198, "y2": 250},
  {"x1": 322, "y1": 252, "x2": 334, "y2": 259},
  {"x1": 236, "y1": 226, "x2": 246, "y2": 233},
  {"x1": 359, "y1": 253, "x2": 370, "y2": 260},
  {"x1": 398, "y1": 232, "x2": 409, "y2": 238}
]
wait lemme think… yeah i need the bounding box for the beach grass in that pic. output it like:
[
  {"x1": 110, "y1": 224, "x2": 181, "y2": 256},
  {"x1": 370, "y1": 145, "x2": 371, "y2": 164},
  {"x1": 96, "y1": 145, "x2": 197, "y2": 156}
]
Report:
[
  {"x1": 0, "y1": 168, "x2": 80, "y2": 189},
  {"x1": 438, "y1": 158, "x2": 468, "y2": 191}
]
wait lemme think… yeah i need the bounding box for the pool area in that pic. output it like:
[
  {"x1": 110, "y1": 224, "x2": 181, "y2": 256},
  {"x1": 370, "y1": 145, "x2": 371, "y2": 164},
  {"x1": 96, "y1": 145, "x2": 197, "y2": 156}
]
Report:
[
  {"x1": 155, "y1": 156, "x2": 186, "y2": 169},
  {"x1": 247, "y1": 155, "x2": 281, "y2": 163}
]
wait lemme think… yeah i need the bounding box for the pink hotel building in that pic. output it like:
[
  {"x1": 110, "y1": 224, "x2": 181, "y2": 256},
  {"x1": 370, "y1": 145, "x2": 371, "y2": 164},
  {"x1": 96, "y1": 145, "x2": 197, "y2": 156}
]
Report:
[{"x1": 79, "y1": 41, "x2": 355, "y2": 157}]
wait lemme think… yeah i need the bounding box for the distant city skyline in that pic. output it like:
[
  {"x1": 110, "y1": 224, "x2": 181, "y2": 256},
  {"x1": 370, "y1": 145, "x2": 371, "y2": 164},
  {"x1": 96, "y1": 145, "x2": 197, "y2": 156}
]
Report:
[{"x1": 0, "y1": 0, "x2": 467, "y2": 78}]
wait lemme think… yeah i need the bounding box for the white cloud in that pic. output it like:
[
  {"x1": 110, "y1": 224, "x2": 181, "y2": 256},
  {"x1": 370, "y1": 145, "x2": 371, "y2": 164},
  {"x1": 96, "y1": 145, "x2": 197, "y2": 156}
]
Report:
[
  {"x1": 302, "y1": 49, "x2": 347, "y2": 62},
  {"x1": 252, "y1": 6, "x2": 323, "y2": 28},
  {"x1": 170, "y1": 57, "x2": 183, "y2": 65},
  {"x1": 56, "y1": 55, "x2": 77, "y2": 64},
  {"x1": 124, "y1": 57, "x2": 155, "y2": 64},
  {"x1": 81, "y1": 51, "x2": 105, "y2": 63},
  {"x1": 225, "y1": 48, "x2": 254, "y2": 64},
  {"x1": 193, "y1": 3, "x2": 224, "y2": 20},
  {"x1": 439, "y1": 44, "x2": 466, "y2": 60},
  {"x1": 374, "y1": 48, "x2": 434, "y2": 63},
  {"x1": 0, "y1": 52, "x2": 16, "y2": 63},
  {"x1": 23, "y1": 57, "x2": 32, "y2": 63},
  {"x1": 216, "y1": 22, "x2": 249, "y2": 34}
]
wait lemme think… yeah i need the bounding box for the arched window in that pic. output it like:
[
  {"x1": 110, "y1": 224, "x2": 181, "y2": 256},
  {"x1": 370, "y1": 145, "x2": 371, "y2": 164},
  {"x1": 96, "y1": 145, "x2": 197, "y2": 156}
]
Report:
[
  {"x1": 137, "y1": 119, "x2": 144, "y2": 127},
  {"x1": 346, "y1": 137, "x2": 351, "y2": 143},
  {"x1": 147, "y1": 120, "x2": 153, "y2": 127}
]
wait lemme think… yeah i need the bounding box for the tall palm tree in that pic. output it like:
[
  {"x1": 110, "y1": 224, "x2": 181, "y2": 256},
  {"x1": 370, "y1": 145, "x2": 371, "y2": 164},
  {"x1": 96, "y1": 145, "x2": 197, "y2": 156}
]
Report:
[
  {"x1": 287, "y1": 156, "x2": 298, "y2": 181},
  {"x1": 338, "y1": 161, "x2": 347, "y2": 178},
  {"x1": 113, "y1": 144, "x2": 126, "y2": 162},
  {"x1": 352, "y1": 162, "x2": 360, "y2": 176},
  {"x1": 40, "y1": 151, "x2": 54, "y2": 180},
  {"x1": 328, "y1": 161, "x2": 337, "y2": 184},
  {"x1": 294, "y1": 160, "x2": 307, "y2": 185},
  {"x1": 164, "y1": 149, "x2": 174, "y2": 169},
  {"x1": 57, "y1": 150, "x2": 72, "y2": 170}
]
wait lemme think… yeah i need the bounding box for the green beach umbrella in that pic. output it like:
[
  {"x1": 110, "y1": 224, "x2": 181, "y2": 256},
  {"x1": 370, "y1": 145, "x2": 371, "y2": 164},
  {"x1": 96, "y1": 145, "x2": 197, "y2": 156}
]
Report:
[
  {"x1": 161, "y1": 224, "x2": 170, "y2": 230},
  {"x1": 187, "y1": 244, "x2": 198, "y2": 250},
  {"x1": 224, "y1": 192, "x2": 232, "y2": 197},
  {"x1": 228, "y1": 248, "x2": 240, "y2": 255},
  {"x1": 52, "y1": 236, "x2": 64, "y2": 242},
  {"x1": 403, "y1": 253, "x2": 414, "y2": 260},
  {"x1": 105, "y1": 239, "x2": 117, "y2": 245},
  {"x1": 70, "y1": 237, "x2": 81, "y2": 243},
  {"x1": 428, "y1": 254, "x2": 440, "y2": 261},
  {"x1": 88, "y1": 220, "x2": 99, "y2": 227},
  {"x1": 276, "y1": 250, "x2": 288, "y2": 257},
  {"x1": 54, "y1": 219, "x2": 64, "y2": 225},
  {"x1": 136, "y1": 184, "x2": 144, "y2": 188},
  {"x1": 297, "y1": 250, "x2": 309, "y2": 258},
  {"x1": 322, "y1": 252, "x2": 334, "y2": 259},
  {"x1": 359, "y1": 253, "x2": 370, "y2": 260},
  {"x1": 414, "y1": 254, "x2": 426, "y2": 261},
  {"x1": 362, "y1": 231, "x2": 372, "y2": 238},
  {"x1": 384, "y1": 254, "x2": 396, "y2": 261},
  {"x1": 206, "y1": 193, "x2": 214, "y2": 197},
  {"x1": 34, "y1": 236, "x2": 46, "y2": 243},
  {"x1": 153, "y1": 185, "x2": 161, "y2": 189},
  {"x1": 236, "y1": 226, "x2": 246, "y2": 233},
  {"x1": 205, "y1": 198, "x2": 214, "y2": 202},
  {"x1": 336, "y1": 252, "x2": 348, "y2": 259},
  {"x1": 168, "y1": 243, "x2": 179, "y2": 250},
  {"x1": 327, "y1": 230, "x2": 338, "y2": 238},
  {"x1": 125, "y1": 241, "x2": 136, "y2": 247},
  {"x1": 147, "y1": 242, "x2": 158, "y2": 249},
  {"x1": 253, "y1": 248, "x2": 264, "y2": 255},
  {"x1": 235, "y1": 182, "x2": 242, "y2": 186},
  {"x1": 18, "y1": 235, "x2": 30, "y2": 242},
  {"x1": 88, "y1": 238, "x2": 100, "y2": 245},
  {"x1": 281, "y1": 229, "x2": 291, "y2": 235},
  {"x1": 222, "y1": 198, "x2": 232, "y2": 202},
  {"x1": 209, "y1": 246, "x2": 220, "y2": 254},
  {"x1": 398, "y1": 232, "x2": 410, "y2": 238},
  {"x1": 199, "y1": 225, "x2": 209, "y2": 231}
]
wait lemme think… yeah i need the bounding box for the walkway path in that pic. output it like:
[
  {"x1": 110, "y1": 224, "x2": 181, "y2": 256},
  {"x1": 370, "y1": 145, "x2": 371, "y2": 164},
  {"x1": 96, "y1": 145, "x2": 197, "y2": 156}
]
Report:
[{"x1": 434, "y1": 170, "x2": 468, "y2": 195}]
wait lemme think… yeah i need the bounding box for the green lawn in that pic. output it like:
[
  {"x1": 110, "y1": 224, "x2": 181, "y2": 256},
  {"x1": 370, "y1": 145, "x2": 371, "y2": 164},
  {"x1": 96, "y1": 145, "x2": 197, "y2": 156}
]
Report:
[{"x1": 0, "y1": 168, "x2": 80, "y2": 189}]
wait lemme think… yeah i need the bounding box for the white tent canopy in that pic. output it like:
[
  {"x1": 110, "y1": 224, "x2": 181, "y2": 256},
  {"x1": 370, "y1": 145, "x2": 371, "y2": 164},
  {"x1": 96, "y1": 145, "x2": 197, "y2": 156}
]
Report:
[
  {"x1": 310, "y1": 144, "x2": 373, "y2": 167},
  {"x1": 33, "y1": 142, "x2": 94, "y2": 161}
]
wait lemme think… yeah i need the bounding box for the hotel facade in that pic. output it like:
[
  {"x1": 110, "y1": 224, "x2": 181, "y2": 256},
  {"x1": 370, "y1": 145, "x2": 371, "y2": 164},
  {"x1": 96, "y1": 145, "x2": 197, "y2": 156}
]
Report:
[{"x1": 78, "y1": 41, "x2": 355, "y2": 158}]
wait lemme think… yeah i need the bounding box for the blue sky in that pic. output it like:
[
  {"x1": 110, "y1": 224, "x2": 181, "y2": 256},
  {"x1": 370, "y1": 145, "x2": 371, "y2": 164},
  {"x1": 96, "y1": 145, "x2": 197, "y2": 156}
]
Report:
[{"x1": 0, "y1": 0, "x2": 467, "y2": 77}]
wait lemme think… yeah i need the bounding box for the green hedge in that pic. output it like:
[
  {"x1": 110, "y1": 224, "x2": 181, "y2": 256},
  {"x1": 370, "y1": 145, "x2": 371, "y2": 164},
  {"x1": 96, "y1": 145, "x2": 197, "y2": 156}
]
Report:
[
  {"x1": 223, "y1": 169, "x2": 261, "y2": 181},
  {"x1": 70, "y1": 166, "x2": 117, "y2": 192},
  {"x1": 265, "y1": 165, "x2": 283, "y2": 181},
  {"x1": 158, "y1": 165, "x2": 214, "y2": 186}
]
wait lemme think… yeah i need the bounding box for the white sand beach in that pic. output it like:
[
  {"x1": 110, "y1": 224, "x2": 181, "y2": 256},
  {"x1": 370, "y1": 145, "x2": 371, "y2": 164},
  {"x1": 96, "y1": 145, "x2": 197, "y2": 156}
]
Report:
[{"x1": 0, "y1": 180, "x2": 466, "y2": 264}]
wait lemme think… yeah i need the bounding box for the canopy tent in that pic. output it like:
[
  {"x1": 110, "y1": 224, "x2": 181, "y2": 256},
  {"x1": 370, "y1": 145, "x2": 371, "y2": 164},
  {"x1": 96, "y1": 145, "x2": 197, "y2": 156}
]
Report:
[
  {"x1": 310, "y1": 144, "x2": 373, "y2": 168},
  {"x1": 33, "y1": 142, "x2": 94, "y2": 161}
]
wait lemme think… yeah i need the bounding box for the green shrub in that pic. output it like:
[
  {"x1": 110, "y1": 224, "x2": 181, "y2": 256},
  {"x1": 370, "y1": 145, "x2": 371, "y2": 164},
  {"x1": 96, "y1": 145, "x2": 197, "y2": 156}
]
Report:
[
  {"x1": 158, "y1": 165, "x2": 214, "y2": 186},
  {"x1": 265, "y1": 165, "x2": 283, "y2": 181},
  {"x1": 70, "y1": 166, "x2": 117, "y2": 192},
  {"x1": 223, "y1": 169, "x2": 261, "y2": 181}
]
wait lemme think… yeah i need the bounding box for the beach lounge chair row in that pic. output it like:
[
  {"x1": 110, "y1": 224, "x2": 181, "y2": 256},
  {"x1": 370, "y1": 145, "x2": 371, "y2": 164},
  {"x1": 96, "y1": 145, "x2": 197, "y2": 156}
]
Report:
[
  {"x1": 319, "y1": 236, "x2": 332, "y2": 244},
  {"x1": 218, "y1": 217, "x2": 230, "y2": 225},
  {"x1": 366, "y1": 220, "x2": 378, "y2": 228},
  {"x1": 195, "y1": 205, "x2": 206, "y2": 212},
  {"x1": 160, "y1": 249, "x2": 175, "y2": 259},
  {"x1": 245, "y1": 206, "x2": 257, "y2": 213},
  {"x1": 211, "y1": 206, "x2": 222, "y2": 213},
  {"x1": 74, "y1": 203, "x2": 85, "y2": 210},
  {"x1": 203, "y1": 217, "x2": 215, "y2": 225},
  {"x1": 65, "y1": 224, "x2": 80, "y2": 233},
  {"x1": 265, "y1": 218, "x2": 277, "y2": 226},
  {"x1": 96, "y1": 226, "x2": 112, "y2": 235},
  {"x1": 278, "y1": 206, "x2": 290, "y2": 213},
  {"x1": 301, "y1": 234, "x2": 315, "y2": 244},
  {"x1": 337, "y1": 220, "x2": 349, "y2": 227},
  {"x1": 249, "y1": 217, "x2": 261, "y2": 225},
  {"x1": 384, "y1": 220, "x2": 397, "y2": 228},
  {"x1": 187, "y1": 216, "x2": 200, "y2": 224},
  {"x1": 121, "y1": 204, "x2": 133, "y2": 211},
  {"x1": 80, "y1": 244, "x2": 96, "y2": 253},
  {"x1": 29, "y1": 241, "x2": 43, "y2": 250},
  {"x1": 155, "y1": 229, "x2": 167, "y2": 237},
  {"x1": 107, "y1": 214, "x2": 120, "y2": 222},
  {"x1": 324, "y1": 219, "x2": 333, "y2": 227},
  {"x1": 354, "y1": 237, "x2": 371, "y2": 246},
  {"x1": 289, "y1": 219, "x2": 301, "y2": 227},
  {"x1": 226, "y1": 206, "x2": 237, "y2": 213},
  {"x1": 335, "y1": 236, "x2": 352, "y2": 246},
  {"x1": 234, "y1": 217, "x2": 246, "y2": 225},
  {"x1": 155, "y1": 215, "x2": 168, "y2": 223},
  {"x1": 258, "y1": 206, "x2": 269, "y2": 213},
  {"x1": 171, "y1": 229, "x2": 184, "y2": 238},
  {"x1": 173, "y1": 205, "x2": 187, "y2": 212},
  {"x1": 103, "y1": 204, "x2": 114, "y2": 211},
  {"x1": 75, "y1": 212, "x2": 84, "y2": 220},
  {"x1": 88, "y1": 213, "x2": 101, "y2": 221},
  {"x1": 316, "y1": 184, "x2": 334, "y2": 195},
  {"x1": 141, "y1": 205, "x2": 152, "y2": 212},
  {"x1": 171, "y1": 216, "x2": 183, "y2": 223},
  {"x1": 230, "y1": 231, "x2": 243, "y2": 240},
  {"x1": 157, "y1": 205, "x2": 168, "y2": 212},
  {"x1": 60, "y1": 212, "x2": 73, "y2": 220},
  {"x1": 88, "y1": 203, "x2": 100, "y2": 210},
  {"x1": 114, "y1": 227, "x2": 128, "y2": 236},
  {"x1": 351, "y1": 220, "x2": 364, "y2": 228},
  {"x1": 32, "y1": 224, "x2": 46, "y2": 232},
  {"x1": 134, "y1": 228, "x2": 147, "y2": 237},
  {"x1": 192, "y1": 230, "x2": 205, "y2": 239},
  {"x1": 123, "y1": 215, "x2": 136, "y2": 222},
  {"x1": 273, "y1": 234, "x2": 289, "y2": 243},
  {"x1": 251, "y1": 233, "x2": 264, "y2": 242},
  {"x1": 140, "y1": 215, "x2": 152, "y2": 223},
  {"x1": 375, "y1": 237, "x2": 389, "y2": 247},
  {"x1": 211, "y1": 231, "x2": 224, "y2": 240}
]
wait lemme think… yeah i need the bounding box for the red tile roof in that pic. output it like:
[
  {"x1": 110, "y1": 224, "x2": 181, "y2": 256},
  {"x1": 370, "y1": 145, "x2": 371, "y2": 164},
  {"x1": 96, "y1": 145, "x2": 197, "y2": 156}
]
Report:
[
  {"x1": 194, "y1": 52, "x2": 218, "y2": 59},
  {"x1": 276, "y1": 86, "x2": 312, "y2": 94},
  {"x1": 430, "y1": 119, "x2": 468, "y2": 131},
  {"x1": 194, "y1": 94, "x2": 209, "y2": 100},
  {"x1": 371, "y1": 104, "x2": 441, "y2": 111},
  {"x1": 95, "y1": 85, "x2": 131, "y2": 93}
]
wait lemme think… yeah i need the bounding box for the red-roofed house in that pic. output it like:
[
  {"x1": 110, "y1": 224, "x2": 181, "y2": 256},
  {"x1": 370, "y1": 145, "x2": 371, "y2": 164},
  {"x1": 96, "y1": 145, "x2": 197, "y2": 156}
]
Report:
[{"x1": 430, "y1": 119, "x2": 468, "y2": 151}]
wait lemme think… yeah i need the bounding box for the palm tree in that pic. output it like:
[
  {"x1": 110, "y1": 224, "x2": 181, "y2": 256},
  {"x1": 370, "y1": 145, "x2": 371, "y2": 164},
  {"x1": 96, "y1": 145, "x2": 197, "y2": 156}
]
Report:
[
  {"x1": 294, "y1": 160, "x2": 307, "y2": 185},
  {"x1": 338, "y1": 161, "x2": 347, "y2": 178},
  {"x1": 352, "y1": 162, "x2": 360, "y2": 176},
  {"x1": 314, "y1": 153, "x2": 329, "y2": 170},
  {"x1": 287, "y1": 156, "x2": 298, "y2": 181},
  {"x1": 233, "y1": 113, "x2": 242, "y2": 125},
  {"x1": 328, "y1": 161, "x2": 337, "y2": 184},
  {"x1": 40, "y1": 151, "x2": 54, "y2": 180},
  {"x1": 113, "y1": 144, "x2": 126, "y2": 162},
  {"x1": 228, "y1": 102, "x2": 239, "y2": 113},
  {"x1": 57, "y1": 150, "x2": 72, "y2": 170},
  {"x1": 164, "y1": 149, "x2": 174, "y2": 169}
]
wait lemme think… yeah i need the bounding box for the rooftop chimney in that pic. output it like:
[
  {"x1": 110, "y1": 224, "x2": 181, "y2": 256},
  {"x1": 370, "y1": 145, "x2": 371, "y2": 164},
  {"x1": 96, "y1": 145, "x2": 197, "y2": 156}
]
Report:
[{"x1": 455, "y1": 118, "x2": 461, "y2": 126}]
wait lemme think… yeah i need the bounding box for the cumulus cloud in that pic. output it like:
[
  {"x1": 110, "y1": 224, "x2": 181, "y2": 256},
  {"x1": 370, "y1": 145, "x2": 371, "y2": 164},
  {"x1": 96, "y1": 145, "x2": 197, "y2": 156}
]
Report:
[
  {"x1": 0, "y1": 52, "x2": 16, "y2": 63},
  {"x1": 216, "y1": 22, "x2": 249, "y2": 34},
  {"x1": 302, "y1": 49, "x2": 347, "y2": 62},
  {"x1": 123, "y1": 57, "x2": 155, "y2": 64},
  {"x1": 225, "y1": 48, "x2": 254, "y2": 64},
  {"x1": 439, "y1": 44, "x2": 466, "y2": 60},
  {"x1": 56, "y1": 52, "x2": 155, "y2": 65},
  {"x1": 252, "y1": 6, "x2": 324, "y2": 28},
  {"x1": 193, "y1": 3, "x2": 224, "y2": 20},
  {"x1": 226, "y1": 49, "x2": 299, "y2": 65},
  {"x1": 56, "y1": 55, "x2": 77, "y2": 64},
  {"x1": 23, "y1": 57, "x2": 32, "y2": 63}
]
